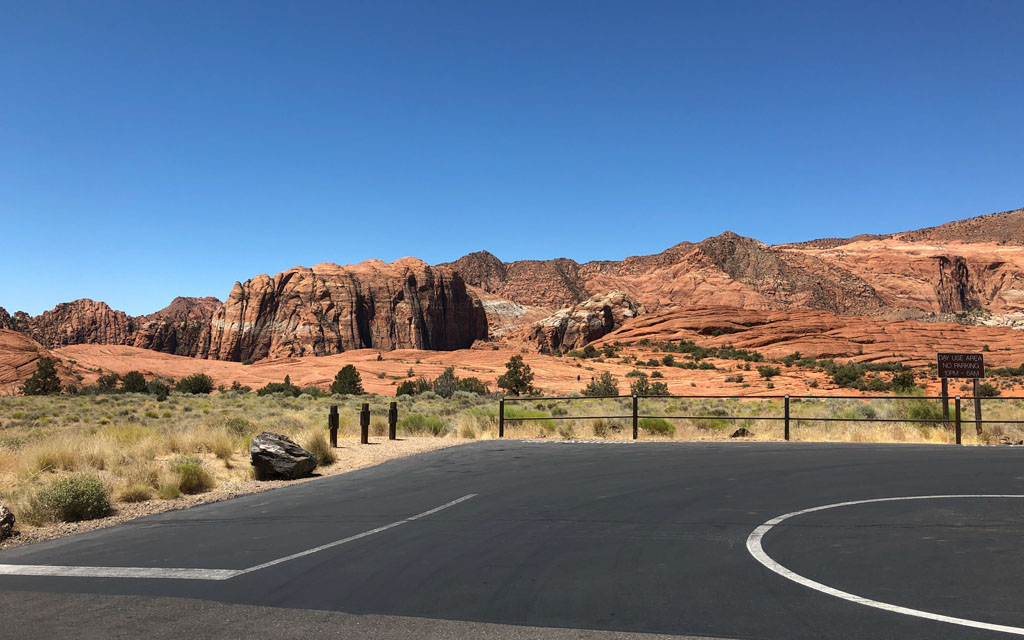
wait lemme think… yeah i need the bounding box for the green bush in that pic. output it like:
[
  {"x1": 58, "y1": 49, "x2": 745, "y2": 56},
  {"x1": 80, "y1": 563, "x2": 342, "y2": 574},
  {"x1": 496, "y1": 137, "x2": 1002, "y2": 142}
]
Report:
[
  {"x1": 176, "y1": 373, "x2": 214, "y2": 395},
  {"x1": 756, "y1": 365, "x2": 780, "y2": 379},
  {"x1": 396, "y1": 377, "x2": 432, "y2": 396},
  {"x1": 120, "y1": 371, "x2": 147, "y2": 393},
  {"x1": 398, "y1": 413, "x2": 446, "y2": 436},
  {"x1": 147, "y1": 380, "x2": 170, "y2": 401},
  {"x1": 638, "y1": 417, "x2": 675, "y2": 435},
  {"x1": 257, "y1": 375, "x2": 301, "y2": 397},
  {"x1": 906, "y1": 401, "x2": 944, "y2": 426},
  {"x1": 171, "y1": 456, "x2": 214, "y2": 494},
  {"x1": 978, "y1": 382, "x2": 1001, "y2": 397},
  {"x1": 582, "y1": 372, "x2": 619, "y2": 397},
  {"x1": 890, "y1": 372, "x2": 917, "y2": 392},
  {"x1": 32, "y1": 474, "x2": 111, "y2": 522}
]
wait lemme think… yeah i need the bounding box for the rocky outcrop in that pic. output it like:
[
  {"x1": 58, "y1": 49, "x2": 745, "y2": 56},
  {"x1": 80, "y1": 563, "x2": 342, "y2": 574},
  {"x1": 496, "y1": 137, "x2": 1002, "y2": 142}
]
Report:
[
  {"x1": 520, "y1": 291, "x2": 639, "y2": 353},
  {"x1": 0, "y1": 330, "x2": 75, "y2": 395},
  {"x1": 132, "y1": 297, "x2": 220, "y2": 357},
  {"x1": 935, "y1": 256, "x2": 981, "y2": 314},
  {"x1": 0, "y1": 307, "x2": 13, "y2": 331},
  {"x1": 26, "y1": 299, "x2": 135, "y2": 349},
  {"x1": 207, "y1": 259, "x2": 488, "y2": 362},
  {"x1": 594, "y1": 306, "x2": 1024, "y2": 368},
  {"x1": 249, "y1": 432, "x2": 317, "y2": 480}
]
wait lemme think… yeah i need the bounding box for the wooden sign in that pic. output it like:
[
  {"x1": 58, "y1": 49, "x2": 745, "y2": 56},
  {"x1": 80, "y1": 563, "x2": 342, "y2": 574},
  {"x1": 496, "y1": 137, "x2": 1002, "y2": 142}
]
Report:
[{"x1": 936, "y1": 353, "x2": 985, "y2": 379}]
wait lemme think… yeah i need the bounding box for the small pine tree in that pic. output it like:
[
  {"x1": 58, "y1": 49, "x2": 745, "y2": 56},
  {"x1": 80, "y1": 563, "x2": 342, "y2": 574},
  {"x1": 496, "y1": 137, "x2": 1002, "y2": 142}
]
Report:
[
  {"x1": 331, "y1": 365, "x2": 364, "y2": 395},
  {"x1": 497, "y1": 355, "x2": 534, "y2": 396},
  {"x1": 22, "y1": 357, "x2": 62, "y2": 395}
]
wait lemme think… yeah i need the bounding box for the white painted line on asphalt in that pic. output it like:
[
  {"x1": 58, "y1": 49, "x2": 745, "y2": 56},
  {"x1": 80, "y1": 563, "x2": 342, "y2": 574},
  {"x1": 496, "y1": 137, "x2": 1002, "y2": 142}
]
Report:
[
  {"x1": 0, "y1": 564, "x2": 242, "y2": 580},
  {"x1": 239, "y1": 493, "x2": 478, "y2": 575},
  {"x1": 0, "y1": 493, "x2": 478, "y2": 582},
  {"x1": 747, "y1": 494, "x2": 1024, "y2": 636}
]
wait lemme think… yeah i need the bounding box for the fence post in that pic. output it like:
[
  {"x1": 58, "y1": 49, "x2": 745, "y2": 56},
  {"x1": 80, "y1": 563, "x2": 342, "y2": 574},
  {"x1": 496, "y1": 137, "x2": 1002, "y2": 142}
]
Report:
[
  {"x1": 973, "y1": 379, "x2": 983, "y2": 437},
  {"x1": 328, "y1": 405, "x2": 339, "y2": 448},
  {"x1": 499, "y1": 398, "x2": 505, "y2": 438},
  {"x1": 955, "y1": 396, "x2": 962, "y2": 445},
  {"x1": 632, "y1": 395, "x2": 638, "y2": 440},
  {"x1": 941, "y1": 378, "x2": 950, "y2": 430},
  {"x1": 784, "y1": 395, "x2": 790, "y2": 441},
  {"x1": 360, "y1": 402, "x2": 370, "y2": 445},
  {"x1": 388, "y1": 401, "x2": 397, "y2": 440}
]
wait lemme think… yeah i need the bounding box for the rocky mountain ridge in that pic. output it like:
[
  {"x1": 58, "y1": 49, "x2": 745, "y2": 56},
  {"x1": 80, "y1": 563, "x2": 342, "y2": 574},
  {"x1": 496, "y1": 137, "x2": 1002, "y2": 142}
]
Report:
[{"x1": 3, "y1": 206, "x2": 1022, "y2": 362}]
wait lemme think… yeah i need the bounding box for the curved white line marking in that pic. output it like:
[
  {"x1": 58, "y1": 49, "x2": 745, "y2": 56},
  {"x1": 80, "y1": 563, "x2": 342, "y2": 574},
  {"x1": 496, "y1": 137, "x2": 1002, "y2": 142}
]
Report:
[{"x1": 747, "y1": 494, "x2": 1024, "y2": 636}]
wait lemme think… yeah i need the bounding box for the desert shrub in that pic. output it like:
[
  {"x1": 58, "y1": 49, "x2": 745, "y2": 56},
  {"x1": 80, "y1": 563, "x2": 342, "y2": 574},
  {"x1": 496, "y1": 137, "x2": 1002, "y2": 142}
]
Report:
[
  {"x1": 756, "y1": 365, "x2": 780, "y2": 380},
  {"x1": 557, "y1": 423, "x2": 577, "y2": 439},
  {"x1": 230, "y1": 380, "x2": 252, "y2": 393},
  {"x1": 828, "y1": 363, "x2": 865, "y2": 388},
  {"x1": 906, "y1": 400, "x2": 944, "y2": 426},
  {"x1": 176, "y1": 373, "x2": 214, "y2": 395},
  {"x1": 583, "y1": 372, "x2": 619, "y2": 397},
  {"x1": 157, "y1": 482, "x2": 181, "y2": 500},
  {"x1": 224, "y1": 417, "x2": 257, "y2": 437},
  {"x1": 432, "y1": 367, "x2": 458, "y2": 398},
  {"x1": 638, "y1": 417, "x2": 675, "y2": 435},
  {"x1": 978, "y1": 382, "x2": 1001, "y2": 397},
  {"x1": 591, "y1": 418, "x2": 610, "y2": 438},
  {"x1": 31, "y1": 474, "x2": 111, "y2": 523},
  {"x1": 303, "y1": 430, "x2": 336, "y2": 466},
  {"x1": 457, "y1": 377, "x2": 489, "y2": 395},
  {"x1": 118, "y1": 483, "x2": 153, "y2": 503},
  {"x1": 398, "y1": 413, "x2": 446, "y2": 436},
  {"x1": 21, "y1": 357, "x2": 62, "y2": 395},
  {"x1": 120, "y1": 371, "x2": 147, "y2": 393},
  {"x1": 97, "y1": 373, "x2": 121, "y2": 392},
  {"x1": 331, "y1": 365, "x2": 364, "y2": 395},
  {"x1": 171, "y1": 455, "x2": 214, "y2": 494},
  {"x1": 888, "y1": 372, "x2": 916, "y2": 392},
  {"x1": 396, "y1": 377, "x2": 432, "y2": 396},
  {"x1": 147, "y1": 380, "x2": 170, "y2": 401},
  {"x1": 257, "y1": 375, "x2": 301, "y2": 397}
]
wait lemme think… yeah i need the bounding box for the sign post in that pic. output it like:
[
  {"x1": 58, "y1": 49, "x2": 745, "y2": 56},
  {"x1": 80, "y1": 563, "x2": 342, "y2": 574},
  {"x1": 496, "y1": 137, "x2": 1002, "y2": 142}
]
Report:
[{"x1": 936, "y1": 353, "x2": 985, "y2": 439}]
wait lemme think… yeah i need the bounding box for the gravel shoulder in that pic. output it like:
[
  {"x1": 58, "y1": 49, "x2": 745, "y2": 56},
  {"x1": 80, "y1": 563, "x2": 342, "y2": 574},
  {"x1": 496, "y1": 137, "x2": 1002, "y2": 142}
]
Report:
[{"x1": 1, "y1": 436, "x2": 471, "y2": 551}]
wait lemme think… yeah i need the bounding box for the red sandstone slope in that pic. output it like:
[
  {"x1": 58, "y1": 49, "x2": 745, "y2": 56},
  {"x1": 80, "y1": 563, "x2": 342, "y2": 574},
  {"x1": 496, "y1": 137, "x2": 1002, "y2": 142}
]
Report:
[{"x1": 0, "y1": 330, "x2": 75, "y2": 395}]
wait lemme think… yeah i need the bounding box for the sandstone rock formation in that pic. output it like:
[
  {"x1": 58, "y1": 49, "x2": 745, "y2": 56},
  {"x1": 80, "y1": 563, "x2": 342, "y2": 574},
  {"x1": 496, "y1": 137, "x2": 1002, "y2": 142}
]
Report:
[
  {"x1": 207, "y1": 259, "x2": 487, "y2": 362},
  {"x1": 0, "y1": 330, "x2": 74, "y2": 395},
  {"x1": 593, "y1": 306, "x2": 1024, "y2": 368},
  {"x1": 519, "y1": 291, "x2": 639, "y2": 354},
  {"x1": 25, "y1": 299, "x2": 135, "y2": 348},
  {"x1": 131, "y1": 296, "x2": 220, "y2": 356},
  {"x1": 250, "y1": 432, "x2": 317, "y2": 480}
]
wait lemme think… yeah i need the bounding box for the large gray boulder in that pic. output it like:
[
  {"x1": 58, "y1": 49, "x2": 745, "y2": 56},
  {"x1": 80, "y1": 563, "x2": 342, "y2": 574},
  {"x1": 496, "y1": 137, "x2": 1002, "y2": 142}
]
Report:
[
  {"x1": 0, "y1": 503, "x2": 14, "y2": 539},
  {"x1": 249, "y1": 432, "x2": 317, "y2": 480}
]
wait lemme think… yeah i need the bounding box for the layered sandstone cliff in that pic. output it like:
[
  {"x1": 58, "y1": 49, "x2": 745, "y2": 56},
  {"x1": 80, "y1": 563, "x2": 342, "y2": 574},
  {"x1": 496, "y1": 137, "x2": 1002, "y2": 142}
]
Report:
[
  {"x1": 0, "y1": 330, "x2": 75, "y2": 395},
  {"x1": 206, "y1": 259, "x2": 488, "y2": 362}
]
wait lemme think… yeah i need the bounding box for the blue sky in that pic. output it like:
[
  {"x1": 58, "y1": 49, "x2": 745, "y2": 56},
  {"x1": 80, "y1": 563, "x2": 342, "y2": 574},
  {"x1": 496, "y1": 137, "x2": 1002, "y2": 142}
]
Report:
[{"x1": 2, "y1": 0, "x2": 1022, "y2": 316}]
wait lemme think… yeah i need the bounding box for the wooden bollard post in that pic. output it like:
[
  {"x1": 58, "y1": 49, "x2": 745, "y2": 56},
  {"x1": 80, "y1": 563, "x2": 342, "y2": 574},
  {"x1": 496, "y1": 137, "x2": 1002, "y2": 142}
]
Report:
[
  {"x1": 360, "y1": 403, "x2": 370, "y2": 444},
  {"x1": 328, "y1": 405, "x2": 339, "y2": 448},
  {"x1": 388, "y1": 401, "x2": 397, "y2": 440}
]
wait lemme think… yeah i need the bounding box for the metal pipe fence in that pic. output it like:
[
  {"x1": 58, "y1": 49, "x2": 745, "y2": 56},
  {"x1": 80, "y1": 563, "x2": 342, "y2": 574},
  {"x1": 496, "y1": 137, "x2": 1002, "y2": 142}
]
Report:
[{"x1": 498, "y1": 394, "x2": 1024, "y2": 444}]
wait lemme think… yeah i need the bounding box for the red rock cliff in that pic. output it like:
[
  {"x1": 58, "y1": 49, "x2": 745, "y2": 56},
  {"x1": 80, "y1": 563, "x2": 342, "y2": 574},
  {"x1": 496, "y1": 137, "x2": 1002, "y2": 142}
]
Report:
[{"x1": 206, "y1": 258, "x2": 488, "y2": 362}]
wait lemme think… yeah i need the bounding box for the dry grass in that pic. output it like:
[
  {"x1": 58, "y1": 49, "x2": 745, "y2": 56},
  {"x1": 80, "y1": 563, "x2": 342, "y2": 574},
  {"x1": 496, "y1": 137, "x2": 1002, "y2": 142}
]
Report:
[{"x1": 2, "y1": 390, "x2": 1021, "y2": 535}]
